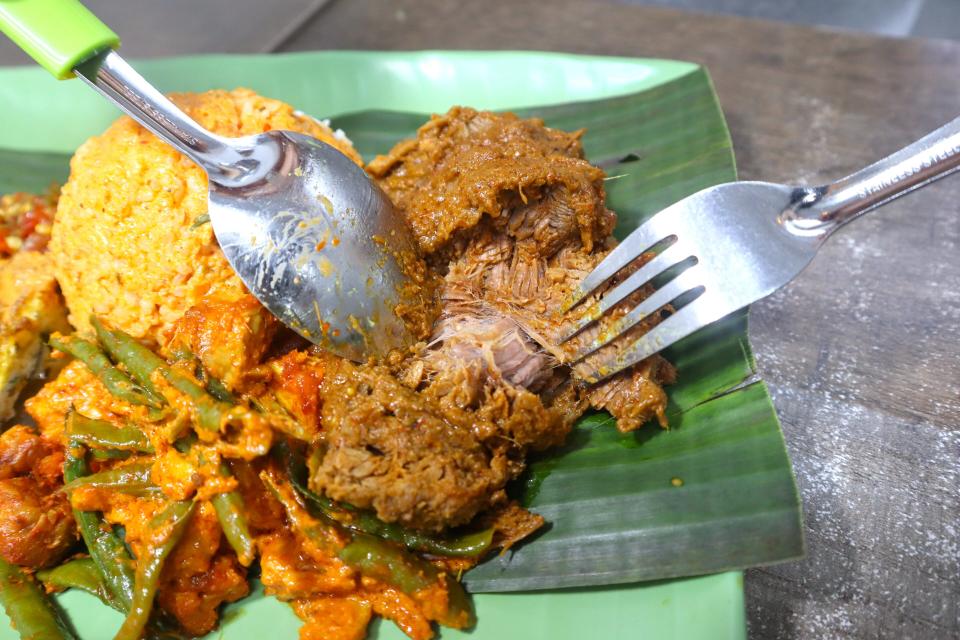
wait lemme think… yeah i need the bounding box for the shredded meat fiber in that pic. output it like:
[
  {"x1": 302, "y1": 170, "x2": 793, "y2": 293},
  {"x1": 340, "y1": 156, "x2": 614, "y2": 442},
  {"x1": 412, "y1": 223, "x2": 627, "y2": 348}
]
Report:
[{"x1": 307, "y1": 107, "x2": 675, "y2": 532}]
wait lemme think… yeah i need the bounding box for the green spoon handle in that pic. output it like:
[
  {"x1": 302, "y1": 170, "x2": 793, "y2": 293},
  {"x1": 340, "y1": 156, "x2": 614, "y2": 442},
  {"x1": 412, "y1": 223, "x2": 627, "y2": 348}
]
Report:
[
  {"x1": 0, "y1": 0, "x2": 119, "y2": 79},
  {"x1": 0, "y1": 0, "x2": 246, "y2": 184}
]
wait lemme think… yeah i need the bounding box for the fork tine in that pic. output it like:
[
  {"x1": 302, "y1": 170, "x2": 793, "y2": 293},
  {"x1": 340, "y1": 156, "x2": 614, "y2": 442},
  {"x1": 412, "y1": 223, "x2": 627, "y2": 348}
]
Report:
[
  {"x1": 574, "y1": 297, "x2": 713, "y2": 384},
  {"x1": 567, "y1": 266, "x2": 702, "y2": 362},
  {"x1": 561, "y1": 217, "x2": 669, "y2": 312},
  {"x1": 558, "y1": 240, "x2": 694, "y2": 343}
]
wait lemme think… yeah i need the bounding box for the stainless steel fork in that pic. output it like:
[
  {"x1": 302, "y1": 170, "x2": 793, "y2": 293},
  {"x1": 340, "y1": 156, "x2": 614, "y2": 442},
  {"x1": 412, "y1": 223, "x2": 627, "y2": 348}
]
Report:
[{"x1": 561, "y1": 116, "x2": 960, "y2": 383}]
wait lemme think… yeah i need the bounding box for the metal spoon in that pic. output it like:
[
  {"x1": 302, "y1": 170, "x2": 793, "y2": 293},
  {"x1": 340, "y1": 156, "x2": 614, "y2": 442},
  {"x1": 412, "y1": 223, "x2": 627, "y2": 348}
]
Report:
[{"x1": 0, "y1": 5, "x2": 421, "y2": 361}]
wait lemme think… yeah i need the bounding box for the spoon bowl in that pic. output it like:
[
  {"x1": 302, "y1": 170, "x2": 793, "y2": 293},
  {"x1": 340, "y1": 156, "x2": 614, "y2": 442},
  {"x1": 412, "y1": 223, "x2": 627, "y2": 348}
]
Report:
[{"x1": 209, "y1": 129, "x2": 419, "y2": 360}]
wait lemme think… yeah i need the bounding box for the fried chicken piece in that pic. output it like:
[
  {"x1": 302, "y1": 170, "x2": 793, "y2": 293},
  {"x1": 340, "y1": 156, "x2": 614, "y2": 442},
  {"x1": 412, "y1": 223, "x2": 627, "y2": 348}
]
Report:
[
  {"x1": 0, "y1": 424, "x2": 55, "y2": 481},
  {"x1": 0, "y1": 478, "x2": 75, "y2": 568},
  {"x1": 165, "y1": 293, "x2": 278, "y2": 390},
  {"x1": 0, "y1": 425, "x2": 75, "y2": 568},
  {"x1": 155, "y1": 502, "x2": 249, "y2": 636}
]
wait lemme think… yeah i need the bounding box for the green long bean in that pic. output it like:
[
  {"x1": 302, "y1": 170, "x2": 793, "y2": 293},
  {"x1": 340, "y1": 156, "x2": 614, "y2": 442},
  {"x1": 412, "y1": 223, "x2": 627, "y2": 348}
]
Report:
[
  {"x1": 49, "y1": 336, "x2": 164, "y2": 409},
  {"x1": 114, "y1": 501, "x2": 195, "y2": 640},
  {"x1": 64, "y1": 414, "x2": 136, "y2": 611},
  {"x1": 205, "y1": 377, "x2": 235, "y2": 404},
  {"x1": 278, "y1": 442, "x2": 493, "y2": 557},
  {"x1": 90, "y1": 450, "x2": 132, "y2": 461},
  {"x1": 262, "y1": 471, "x2": 472, "y2": 627},
  {"x1": 0, "y1": 557, "x2": 77, "y2": 640},
  {"x1": 37, "y1": 558, "x2": 123, "y2": 613},
  {"x1": 92, "y1": 319, "x2": 258, "y2": 568},
  {"x1": 337, "y1": 533, "x2": 437, "y2": 594},
  {"x1": 66, "y1": 414, "x2": 154, "y2": 454},
  {"x1": 211, "y1": 464, "x2": 255, "y2": 566},
  {"x1": 63, "y1": 461, "x2": 160, "y2": 497},
  {"x1": 92, "y1": 317, "x2": 228, "y2": 433},
  {"x1": 168, "y1": 345, "x2": 236, "y2": 403},
  {"x1": 173, "y1": 437, "x2": 255, "y2": 566}
]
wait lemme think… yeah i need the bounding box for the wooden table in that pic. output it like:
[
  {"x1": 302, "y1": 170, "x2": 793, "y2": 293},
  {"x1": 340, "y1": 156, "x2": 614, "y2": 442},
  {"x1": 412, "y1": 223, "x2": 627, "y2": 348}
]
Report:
[{"x1": 2, "y1": 1, "x2": 958, "y2": 638}]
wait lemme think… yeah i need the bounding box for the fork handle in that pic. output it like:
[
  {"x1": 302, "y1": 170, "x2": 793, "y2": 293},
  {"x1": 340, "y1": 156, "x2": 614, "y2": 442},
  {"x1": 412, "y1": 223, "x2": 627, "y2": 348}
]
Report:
[{"x1": 785, "y1": 115, "x2": 960, "y2": 235}]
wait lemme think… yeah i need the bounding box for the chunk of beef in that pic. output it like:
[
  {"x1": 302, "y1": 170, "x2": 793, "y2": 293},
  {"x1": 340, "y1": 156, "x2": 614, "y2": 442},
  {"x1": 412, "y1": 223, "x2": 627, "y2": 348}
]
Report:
[
  {"x1": 478, "y1": 501, "x2": 547, "y2": 553},
  {"x1": 367, "y1": 107, "x2": 613, "y2": 257},
  {"x1": 423, "y1": 315, "x2": 553, "y2": 394},
  {"x1": 311, "y1": 355, "x2": 511, "y2": 533},
  {"x1": 411, "y1": 313, "x2": 573, "y2": 453},
  {"x1": 308, "y1": 107, "x2": 675, "y2": 533},
  {"x1": 588, "y1": 355, "x2": 676, "y2": 431}
]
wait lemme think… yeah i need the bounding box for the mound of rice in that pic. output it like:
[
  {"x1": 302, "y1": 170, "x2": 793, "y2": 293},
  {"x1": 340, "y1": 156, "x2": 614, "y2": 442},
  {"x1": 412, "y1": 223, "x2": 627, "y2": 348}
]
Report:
[{"x1": 50, "y1": 88, "x2": 362, "y2": 343}]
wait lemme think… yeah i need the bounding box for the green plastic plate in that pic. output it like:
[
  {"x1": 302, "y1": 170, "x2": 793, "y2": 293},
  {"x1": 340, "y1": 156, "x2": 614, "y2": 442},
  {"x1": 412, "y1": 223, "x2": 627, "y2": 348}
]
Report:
[{"x1": 0, "y1": 51, "x2": 750, "y2": 640}]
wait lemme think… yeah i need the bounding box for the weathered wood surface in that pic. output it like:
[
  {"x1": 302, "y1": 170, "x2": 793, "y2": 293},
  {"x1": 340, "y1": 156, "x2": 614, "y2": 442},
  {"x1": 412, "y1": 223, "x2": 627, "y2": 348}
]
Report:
[{"x1": 1, "y1": 2, "x2": 957, "y2": 637}]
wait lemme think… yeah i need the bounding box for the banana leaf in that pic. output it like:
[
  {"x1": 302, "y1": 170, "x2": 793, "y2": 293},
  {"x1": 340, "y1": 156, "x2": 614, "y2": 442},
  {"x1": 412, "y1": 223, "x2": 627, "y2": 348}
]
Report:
[
  {"x1": 0, "y1": 54, "x2": 802, "y2": 600},
  {"x1": 330, "y1": 69, "x2": 802, "y2": 590},
  {"x1": 0, "y1": 149, "x2": 70, "y2": 194}
]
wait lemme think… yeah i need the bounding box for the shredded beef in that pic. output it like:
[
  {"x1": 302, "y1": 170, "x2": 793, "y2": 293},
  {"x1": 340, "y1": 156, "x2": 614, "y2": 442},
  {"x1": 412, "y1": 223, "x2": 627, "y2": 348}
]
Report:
[
  {"x1": 312, "y1": 355, "x2": 511, "y2": 533},
  {"x1": 311, "y1": 107, "x2": 674, "y2": 531}
]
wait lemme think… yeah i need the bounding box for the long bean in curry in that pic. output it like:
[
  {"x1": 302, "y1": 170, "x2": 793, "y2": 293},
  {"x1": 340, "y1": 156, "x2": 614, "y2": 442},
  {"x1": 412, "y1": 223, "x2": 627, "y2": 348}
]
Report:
[
  {"x1": 49, "y1": 335, "x2": 164, "y2": 409},
  {"x1": 0, "y1": 557, "x2": 76, "y2": 640},
  {"x1": 113, "y1": 500, "x2": 195, "y2": 640},
  {"x1": 66, "y1": 413, "x2": 154, "y2": 453},
  {"x1": 63, "y1": 461, "x2": 160, "y2": 497},
  {"x1": 37, "y1": 558, "x2": 124, "y2": 613},
  {"x1": 168, "y1": 345, "x2": 236, "y2": 403},
  {"x1": 63, "y1": 414, "x2": 136, "y2": 611},
  {"x1": 210, "y1": 463, "x2": 255, "y2": 566},
  {"x1": 91, "y1": 317, "x2": 229, "y2": 433},
  {"x1": 261, "y1": 470, "x2": 473, "y2": 629},
  {"x1": 167, "y1": 432, "x2": 256, "y2": 566}
]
